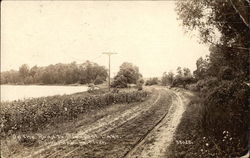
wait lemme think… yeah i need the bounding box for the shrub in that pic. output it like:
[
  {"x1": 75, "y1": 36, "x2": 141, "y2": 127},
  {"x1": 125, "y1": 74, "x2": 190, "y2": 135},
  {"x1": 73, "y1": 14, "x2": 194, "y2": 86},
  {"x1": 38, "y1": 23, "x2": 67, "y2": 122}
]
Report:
[
  {"x1": 145, "y1": 77, "x2": 158, "y2": 86},
  {"x1": 111, "y1": 75, "x2": 128, "y2": 88},
  {"x1": 186, "y1": 83, "x2": 198, "y2": 91},
  {"x1": 196, "y1": 77, "x2": 219, "y2": 94},
  {"x1": 201, "y1": 80, "x2": 249, "y2": 155},
  {"x1": 218, "y1": 66, "x2": 234, "y2": 80},
  {"x1": 136, "y1": 78, "x2": 144, "y2": 90},
  {"x1": 172, "y1": 76, "x2": 196, "y2": 88},
  {"x1": 94, "y1": 76, "x2": 104, "y2": 85}
]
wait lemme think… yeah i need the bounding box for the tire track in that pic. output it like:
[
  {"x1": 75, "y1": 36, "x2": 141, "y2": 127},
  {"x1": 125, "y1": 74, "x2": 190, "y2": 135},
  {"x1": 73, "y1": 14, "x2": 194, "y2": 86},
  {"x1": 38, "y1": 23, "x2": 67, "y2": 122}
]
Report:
[
  {"x1": 122, "y1": 89, "x2": 185, "y2": 158},
  {"x1": 57, "y1": 90, "x2": 162, "y2": 158}
]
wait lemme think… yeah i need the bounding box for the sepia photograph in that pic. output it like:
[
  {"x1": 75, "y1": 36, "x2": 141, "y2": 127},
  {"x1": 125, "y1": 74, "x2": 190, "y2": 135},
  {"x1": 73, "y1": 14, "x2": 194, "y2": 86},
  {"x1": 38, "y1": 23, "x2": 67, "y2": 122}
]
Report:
[{"x1": 1, "y1": 0, "x2": 249, "y2": 157}]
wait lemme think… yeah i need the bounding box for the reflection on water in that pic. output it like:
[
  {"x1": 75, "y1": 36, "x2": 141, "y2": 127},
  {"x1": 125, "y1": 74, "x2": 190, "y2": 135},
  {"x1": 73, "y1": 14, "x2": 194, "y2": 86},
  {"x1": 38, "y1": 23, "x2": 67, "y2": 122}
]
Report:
[{"x1": 1, "y1": 85, "x2": 88, "y2": 101}]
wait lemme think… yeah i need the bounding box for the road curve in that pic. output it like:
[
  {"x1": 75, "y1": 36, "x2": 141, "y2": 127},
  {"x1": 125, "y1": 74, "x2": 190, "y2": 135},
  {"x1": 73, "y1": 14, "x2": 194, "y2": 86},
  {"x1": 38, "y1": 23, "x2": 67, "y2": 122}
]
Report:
[{"x1": 123, "y1": 89, "x2": 187, "y2": 158}]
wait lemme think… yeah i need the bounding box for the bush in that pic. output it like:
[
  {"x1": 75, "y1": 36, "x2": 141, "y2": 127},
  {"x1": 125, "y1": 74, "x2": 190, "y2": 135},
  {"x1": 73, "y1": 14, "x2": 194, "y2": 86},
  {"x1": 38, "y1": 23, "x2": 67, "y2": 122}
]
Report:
[
  {"x1": 136, "y1": 78, "x2": 144, "y2": 90},
  {"x1": 172, "y1": 76, "x2": 196, "y2": 88},
  {"x1": 168, "y1": 80, "x2": 249, "y2": 157},
  {"x1": 186, "y1": 83, "x2": 198, "y2": 91},
  {"x1": 196, "y1": 77, "x2": 219, "y2": 94},
  {"x1": 111, "y1": 75, "x2": 128, "y2": 88},
  {"x1": 94, "y1": 76, "x2": 104, "y2": 85},
  {"x1": 0, "y1": 90, "x2": 149, "y2": 137},
  {"x1": 201, "y1": 80, "x2": 249, "y2": 155},
  {"x1": 145, "y1": 77, "x2": 158, "y2": 86},
  {"x1": 218, "y1": 66, "x2": 234, "y2": 80}
]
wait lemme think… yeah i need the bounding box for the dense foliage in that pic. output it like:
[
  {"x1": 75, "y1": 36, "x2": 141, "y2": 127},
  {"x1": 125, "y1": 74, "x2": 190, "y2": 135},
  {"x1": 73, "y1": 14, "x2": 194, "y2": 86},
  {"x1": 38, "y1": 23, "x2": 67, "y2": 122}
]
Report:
[
  {"x1": 176, "y1": 0, "x2": 249, "y2": 81},
  {"x1": 145, "y1": 77, "x2": 159, "y2": 86},
  {"x1": 161, "y1": 67, "x2": 196, "y2": 88},
  {"x1": 111, "y1": 62, "x2": 142, "y2": 88},
  {"x1": 1, "y1": 61, "x2": 108, "y2": 85},
  {"x1": 161, "y1": 72, "x2": 174, "y2": 86},
  {"x1": 176, "y1": 0, "x2": 249, "y2": 156},
  {"x1": 202, "y1": 80, "x2": 248, "y2": 138},
  {"x1": 1, "y1": 90, "x2": 148, "y2": 137},
  {"x1": 136, "y1": 78, "x2": 145, "y2": 90}
]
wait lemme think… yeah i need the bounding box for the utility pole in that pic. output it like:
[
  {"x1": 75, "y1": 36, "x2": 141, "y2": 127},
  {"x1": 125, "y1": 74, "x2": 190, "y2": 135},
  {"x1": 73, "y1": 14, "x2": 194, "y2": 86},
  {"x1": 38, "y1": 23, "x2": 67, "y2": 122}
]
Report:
[{"x1": 102, "y1": 52, "x2": 117, "y2": 91}]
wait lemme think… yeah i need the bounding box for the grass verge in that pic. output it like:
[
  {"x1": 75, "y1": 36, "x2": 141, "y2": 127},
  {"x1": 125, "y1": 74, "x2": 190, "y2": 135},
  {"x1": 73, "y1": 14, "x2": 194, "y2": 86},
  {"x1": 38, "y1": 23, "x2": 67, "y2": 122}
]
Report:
[{"x1": 167, "y1": 92, "x2": 248, "y2": 158}]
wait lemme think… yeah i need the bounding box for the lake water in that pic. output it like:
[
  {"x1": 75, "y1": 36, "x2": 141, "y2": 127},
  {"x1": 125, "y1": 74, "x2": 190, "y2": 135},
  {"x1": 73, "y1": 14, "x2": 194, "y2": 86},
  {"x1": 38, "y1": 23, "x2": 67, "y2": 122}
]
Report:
[{"x1": 1, "y1": 85, "x2": 88, "y2": 102}]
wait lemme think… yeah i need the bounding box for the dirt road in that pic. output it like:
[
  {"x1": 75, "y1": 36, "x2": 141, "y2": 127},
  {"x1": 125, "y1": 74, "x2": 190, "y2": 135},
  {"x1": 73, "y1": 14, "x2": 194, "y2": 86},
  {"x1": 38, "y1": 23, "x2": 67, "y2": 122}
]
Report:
[
  {"x1": 123, "y1": 90, "x2": 187, "y2": 158},
  {"x1": 3, "y1": 87, "x2": 191, "y2": 158}
]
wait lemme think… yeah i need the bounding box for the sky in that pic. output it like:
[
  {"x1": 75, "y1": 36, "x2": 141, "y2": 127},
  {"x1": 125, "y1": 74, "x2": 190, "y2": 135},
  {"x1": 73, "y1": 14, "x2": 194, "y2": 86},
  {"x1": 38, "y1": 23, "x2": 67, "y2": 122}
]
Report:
[{"x1": 1, "y1": 1, "x2": 210, "y2": 78}]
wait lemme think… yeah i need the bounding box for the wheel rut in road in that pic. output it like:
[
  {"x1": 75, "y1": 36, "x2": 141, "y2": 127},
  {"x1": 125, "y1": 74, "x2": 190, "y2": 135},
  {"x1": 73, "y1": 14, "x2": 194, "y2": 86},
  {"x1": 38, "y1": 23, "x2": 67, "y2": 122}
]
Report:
[{"x1": 123, "y1": 90, "x2": 186, "y2": 158}]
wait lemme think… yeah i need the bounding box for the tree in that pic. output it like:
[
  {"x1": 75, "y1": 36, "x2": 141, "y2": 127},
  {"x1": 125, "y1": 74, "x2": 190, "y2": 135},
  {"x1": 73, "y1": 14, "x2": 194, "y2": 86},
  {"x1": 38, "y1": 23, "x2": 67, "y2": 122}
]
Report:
[
  {"x1": 111, "y1": 75, "x2": 128, "y2": 88},
  {"x1": 183, "y1": 67, "x2": 191, "y2": 77},
  {"x1": 145, "y1": 77, "x2": 159, "y2": 86},
  {"x1": 1, "y1": 61, "x2": 108, "y2": 85},
  {"x1": 176, "y1": 0, "x2": 249, "y2": 44},
  {"x1": 118, "y1": 62, "x2": 142, "y2": 84},
  {"x1": 176, "y1": 0, "x2": 249, "y2": 155},
  {"x1": 94, "y1": 75, "x2": 104, "y2": 85},
  {"x1": 167, "y1": 72, "x2": 175, "y2": 85},
  {"x1": 176, "y1": 67, "x2": 182, "y2": 77},
  {"x1": 162, "y1": 71, "x2": 174, "y2": 86},
  {"x1": 218, "y1": 66, "x2": 234, "y2": 80},
  {"x1": 112, "y1": 62, "x2": 142, "y2": 88},
  {"x1": 161, "y1": 72, "x2": 168, "y2": 86},
  {"x1": 1, "y1": 70, "x2": 20, "y2": 84},
  {"x1": 176, "y1": 0, "x2": 249, "y2": 81},
  {"x1": 229, "y1": 0, "x2": 250, "y2": 29},
  {"x1": 193, "y1": 57, "x2": 209, "y2": 80},
  {"x1": 80, "y1": 61, "x2": 108, "y2": 84},
  {"x1": 19, "y1": 64, "x2": 30, "y2": 79},
  {"x1": 29, "y1": 66, "x2": 38, "y2": 77},
  {"x1": 136, "y1": 78, "x2": 144, "y2": 90}
]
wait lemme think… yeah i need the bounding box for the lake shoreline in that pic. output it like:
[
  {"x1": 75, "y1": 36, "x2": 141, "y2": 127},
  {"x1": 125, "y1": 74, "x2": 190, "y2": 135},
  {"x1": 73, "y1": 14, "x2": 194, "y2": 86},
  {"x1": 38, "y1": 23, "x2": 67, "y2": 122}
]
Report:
[
  {"x1": 0, "y1": 83, "x2": 88, "y2": 86},
  {"x1": 1, "y1": 85, "x2": 90, "y2": 102}
]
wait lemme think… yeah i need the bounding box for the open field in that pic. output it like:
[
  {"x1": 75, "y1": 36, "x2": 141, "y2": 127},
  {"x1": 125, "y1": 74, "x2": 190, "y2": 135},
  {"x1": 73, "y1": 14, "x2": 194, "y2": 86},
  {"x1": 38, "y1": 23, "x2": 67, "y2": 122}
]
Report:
[{"x1": 1, "y1": 87, "x2": 191, "y2": 158}]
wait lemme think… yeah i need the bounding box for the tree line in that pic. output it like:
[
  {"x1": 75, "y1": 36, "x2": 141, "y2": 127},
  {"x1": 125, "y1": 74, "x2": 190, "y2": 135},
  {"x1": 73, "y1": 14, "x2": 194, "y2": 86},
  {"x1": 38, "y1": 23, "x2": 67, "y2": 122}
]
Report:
[
  {"x1": 142, "y1": 67, "x2": 195, "y2": 88},
  {"x1": 1, "y1": 61, "x2": 108, "y2": 85}
]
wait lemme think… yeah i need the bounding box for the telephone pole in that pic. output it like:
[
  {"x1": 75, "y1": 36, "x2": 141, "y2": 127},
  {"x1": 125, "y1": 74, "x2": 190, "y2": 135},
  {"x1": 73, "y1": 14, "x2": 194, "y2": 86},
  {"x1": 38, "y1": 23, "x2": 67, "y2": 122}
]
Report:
[{"x1": 102, "y1": 52, "x2": 117, "y2": 91}]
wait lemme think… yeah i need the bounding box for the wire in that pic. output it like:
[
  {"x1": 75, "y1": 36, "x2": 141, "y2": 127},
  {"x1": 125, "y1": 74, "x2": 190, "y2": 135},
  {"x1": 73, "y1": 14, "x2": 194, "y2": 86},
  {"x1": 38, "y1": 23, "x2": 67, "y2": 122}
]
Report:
[{"x1": 91, "y1": 54, "x2": 103, "y2": 61}]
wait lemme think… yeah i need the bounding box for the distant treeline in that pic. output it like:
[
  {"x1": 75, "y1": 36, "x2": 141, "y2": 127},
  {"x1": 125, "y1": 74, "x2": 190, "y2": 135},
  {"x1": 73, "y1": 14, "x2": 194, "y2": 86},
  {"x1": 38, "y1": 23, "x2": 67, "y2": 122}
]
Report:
[{"x1": 1, "y1": 61, "x2": 108, "y2": 85}]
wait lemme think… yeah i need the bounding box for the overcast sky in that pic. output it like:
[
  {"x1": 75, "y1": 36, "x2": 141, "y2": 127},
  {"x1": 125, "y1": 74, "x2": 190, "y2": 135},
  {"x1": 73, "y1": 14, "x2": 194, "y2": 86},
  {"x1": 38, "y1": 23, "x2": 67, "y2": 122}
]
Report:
[{"x1": 1, "y1": 1, "x2": 209, "y2": 77}]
